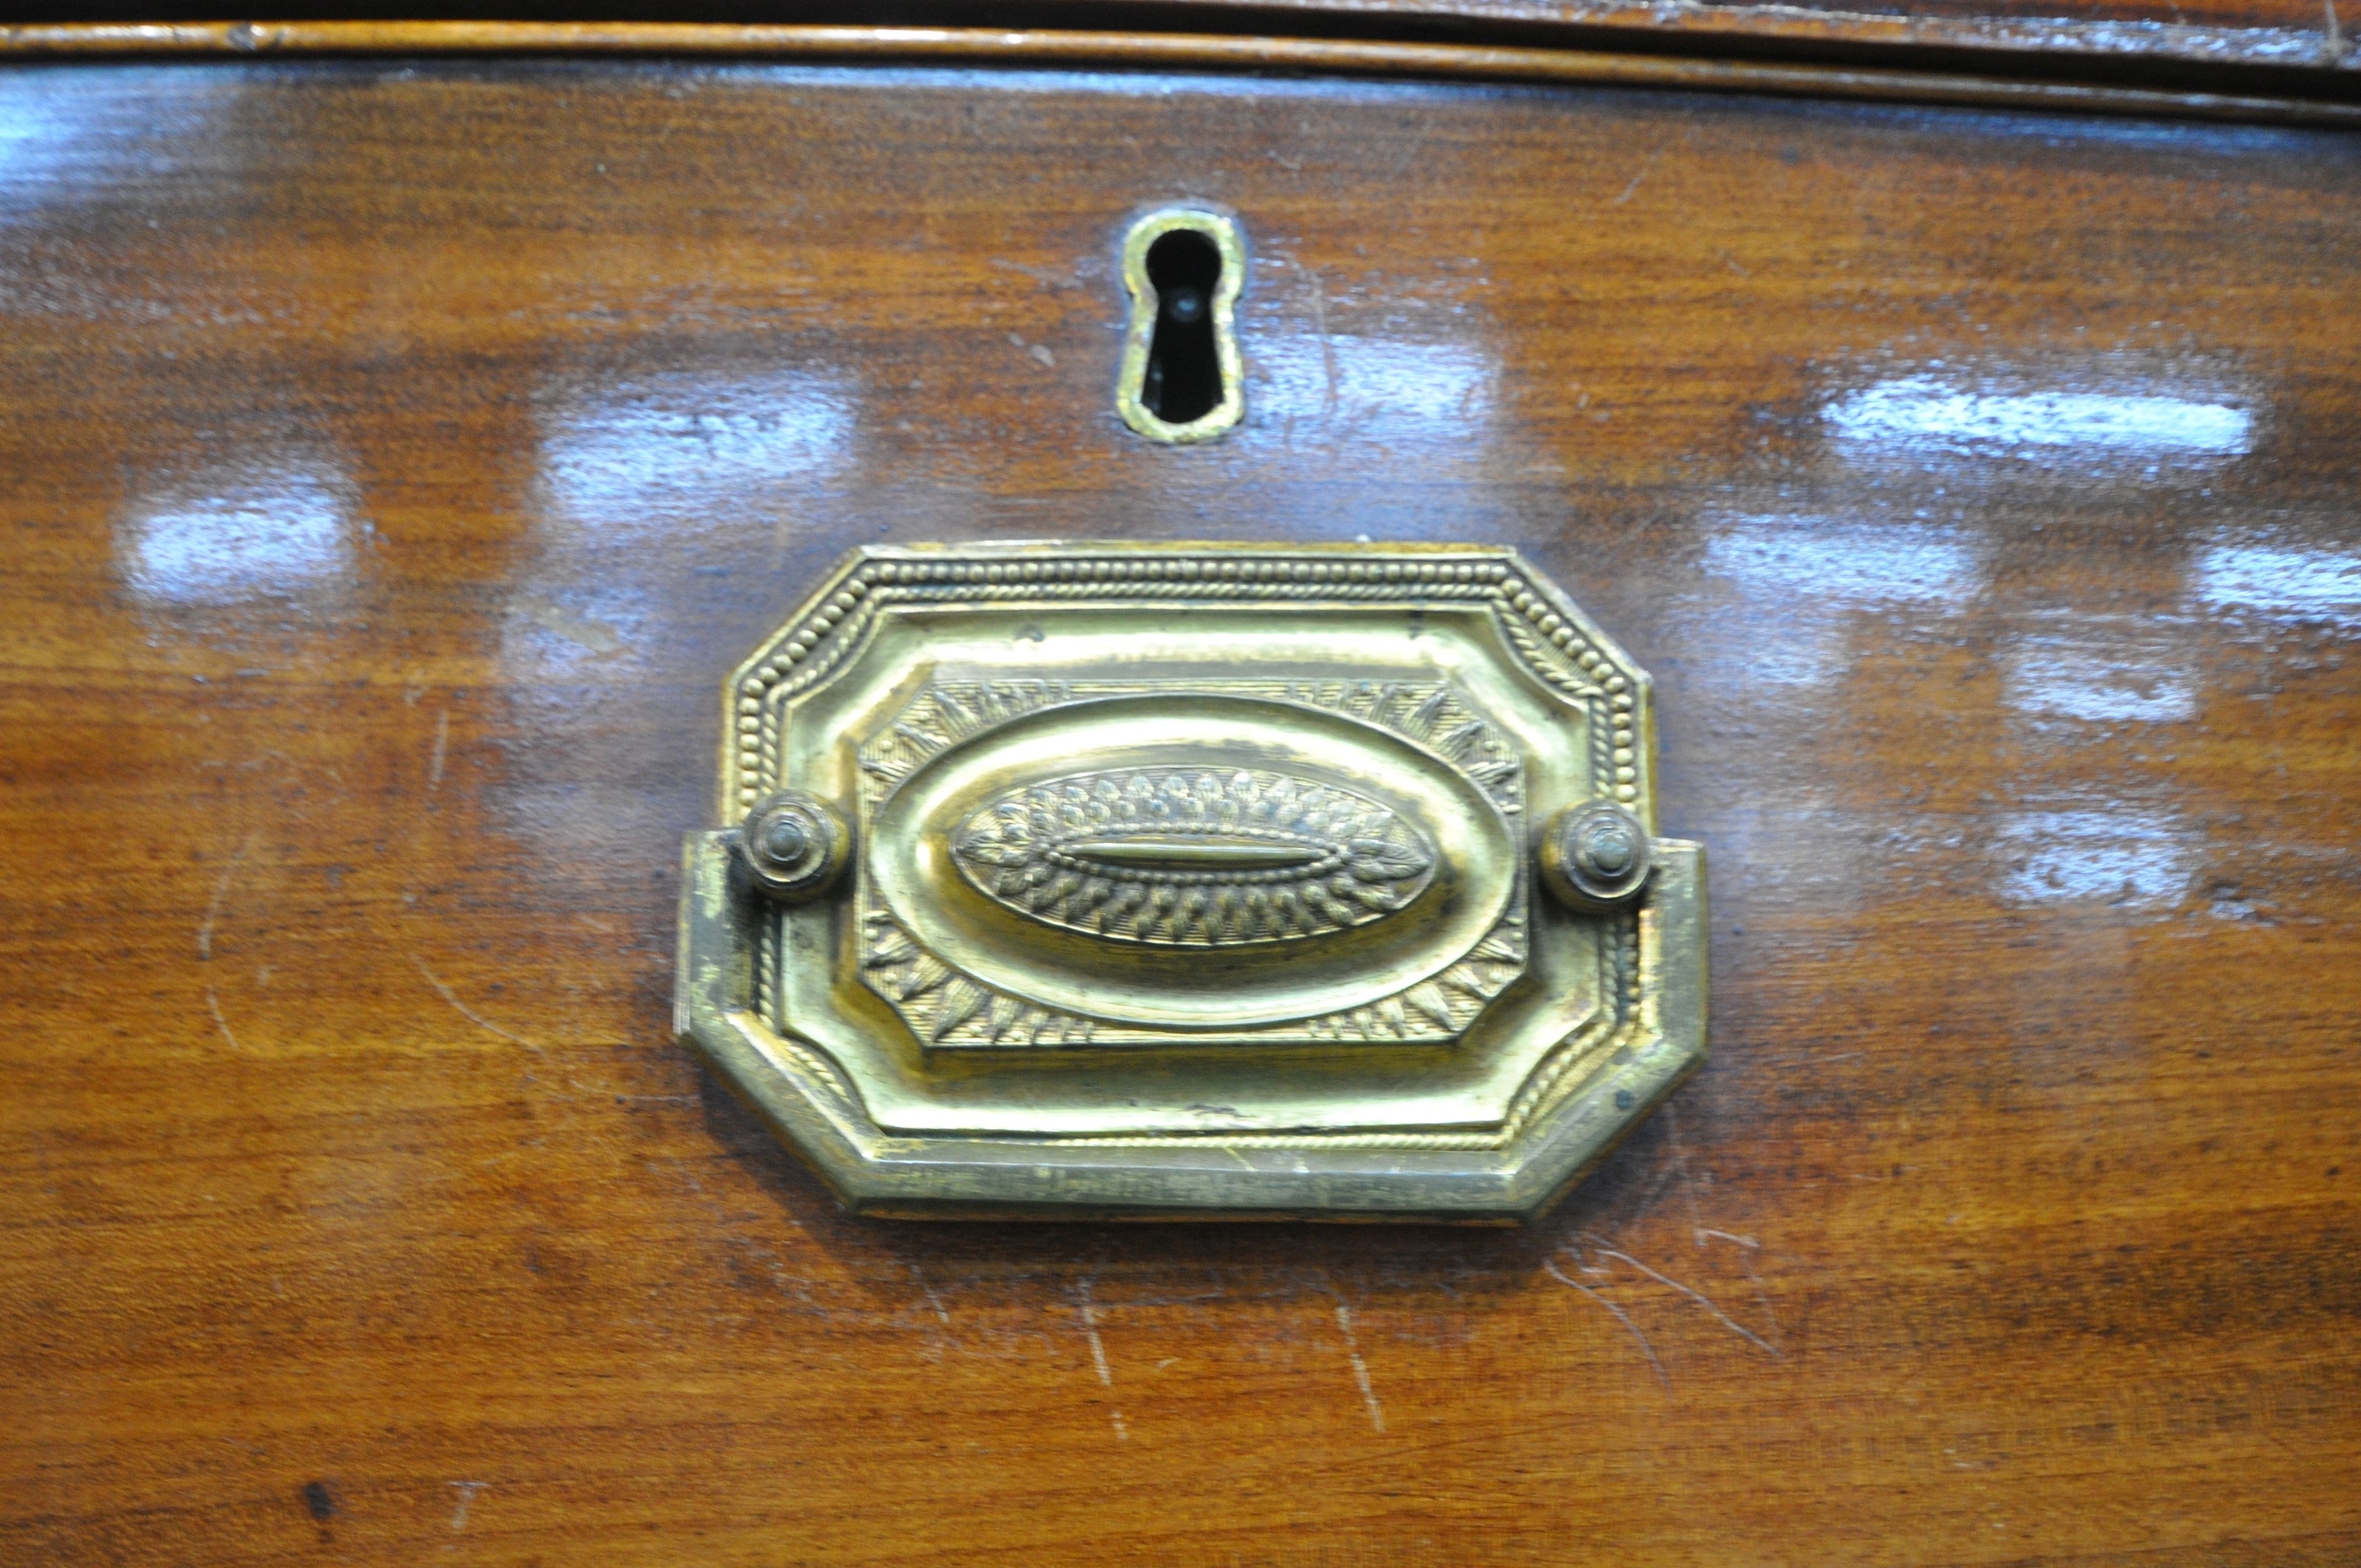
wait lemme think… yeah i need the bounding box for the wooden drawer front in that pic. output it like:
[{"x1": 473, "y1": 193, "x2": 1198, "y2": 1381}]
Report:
[{"x1": 3, "y1": 56, "x2": 2358, "y2": 1566}]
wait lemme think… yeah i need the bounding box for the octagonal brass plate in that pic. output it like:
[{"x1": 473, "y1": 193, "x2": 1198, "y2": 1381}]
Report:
[{"x1": 674, "y1": 543, "x2": 1705, "y2": 1222}]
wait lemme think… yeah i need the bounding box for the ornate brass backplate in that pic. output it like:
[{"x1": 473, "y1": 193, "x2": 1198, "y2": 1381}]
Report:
[{"x1": 675, "y1": 543, "x2": 1705, "y2": 1221}]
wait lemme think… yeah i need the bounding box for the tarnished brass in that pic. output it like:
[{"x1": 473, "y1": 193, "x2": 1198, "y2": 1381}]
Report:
[
  {"x1": 736, "y1": 790, "x2": 851, "y2": 901},
  {"x1": 676, "y1": 542, "x2": 1706, "y2": 1221},
  {"x1": 1539, "y1": 800, "x2": 1655, "y2": 912},
  {"x1": 1114, "y1": 207, "x2": 1245, "y2": 443}
]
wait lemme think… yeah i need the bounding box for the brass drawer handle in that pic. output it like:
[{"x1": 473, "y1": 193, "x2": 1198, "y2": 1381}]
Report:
[{"x1": 676, "y1": 543, "x2": 1705, "y2": 1221}]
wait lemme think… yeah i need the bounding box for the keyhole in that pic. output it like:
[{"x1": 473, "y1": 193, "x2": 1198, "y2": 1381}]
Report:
[
  {"x1": 1142, "y1": 230, "x2": 1223, "y2": 424},
  {"x1": 1117, "y1": 208, "x2": 1244, "y2": 443}
]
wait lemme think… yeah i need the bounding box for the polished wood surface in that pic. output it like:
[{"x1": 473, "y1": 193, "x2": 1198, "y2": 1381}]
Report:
[
  {"x1": 6, "y1": 23, "x2": 2358, "y2": 132},
  {"x1": 1155, "y1": 0, "x2": 2361, "y2": 74},
  {"x1": 2, "y1": 52, "x2": 2358, "y2": 1566},
  {"x1": 7, "y1": 0, "x2": 2361, "y2": 81}
]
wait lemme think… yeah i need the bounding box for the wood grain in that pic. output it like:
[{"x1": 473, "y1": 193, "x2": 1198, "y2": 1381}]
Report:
[
  {"x1": 1124, "y1": 0, "x2": 2361, "y2": 75},
  {"x1": 1, "y1": 53, "x2": 2357, "y2": 1567},
  {"x1": 4, "y1": 23, "x2": 2357, "y2": 130},
  {"x1": 5, "y1": 0, "x2": 2360, "y2": 80}
]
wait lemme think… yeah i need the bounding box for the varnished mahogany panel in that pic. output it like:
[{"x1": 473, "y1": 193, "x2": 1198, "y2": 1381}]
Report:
[
  {"x1": 1, "y1": 55, "x2": 2357, "y2": 1566},
  {"x1": 1154, "y1": 0, "x2": 2361, "y2": 73},
  {"x1": 7, "y1": 4, "x2": 2361, "y2": 82},
  {"x1": 7, "y1": 25, "x2": 2358, "y2": 132}
]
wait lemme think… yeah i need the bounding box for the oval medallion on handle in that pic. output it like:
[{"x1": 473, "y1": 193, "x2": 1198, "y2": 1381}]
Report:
[
  {"x1": 868, "y1": 692, "x2": 1515, "y2": 1032},
  {"x1": 950, "y1": 768, "x2": 1435, "y2": 946}
]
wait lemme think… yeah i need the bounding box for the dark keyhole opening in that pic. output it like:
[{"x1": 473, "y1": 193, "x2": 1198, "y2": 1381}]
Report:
[{"x1": 1141, "y1": 229, "x2": 1224, "y2": 425}]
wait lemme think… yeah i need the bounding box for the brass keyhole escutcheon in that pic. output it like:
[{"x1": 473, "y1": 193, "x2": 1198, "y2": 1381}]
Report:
[{"x1": 1116, "y1": 208, "x2": 1245, "y2": 443}]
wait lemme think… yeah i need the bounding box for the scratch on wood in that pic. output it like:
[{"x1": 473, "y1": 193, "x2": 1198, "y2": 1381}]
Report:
[
  {"x1": 1307, "y1": 269, "x2": 1339, "y2": 417},
  {"x1": 1333, "y1": 1303, "x2": 1386, "y2": 1432},
  {"x1": 1545, "y1": 1257, "x2": 1670, "y2": 1389},
  {"x1": 197, "y1": 829, "x2": 258, "y2": 961},
  {"x1": 907, "y1": 1260, "x2": 953, "y2": 1331},
  {"x1": 1080, "y1": 1302, "x2": 1112, "y2": 1385},
  {"x1": 1074, "y1": 1278, "x2": 1127, "y2": 1441},
  {"x1": 197, "y1": 830, "x2": 259, "y2": 1052},
  {"x1": 205, "y1": 987, "x2": 242, "y2": 1052},
  {"x1": 1576, "y1": 1234, "x2": 1782, "y2": 1358},
  {"x1": 446, "y1": 1480, "x2": 488, "y2": 1531},
  {"x1": 1699, "y1": 1229, "x2": 1784, "y2": 1351},
  {"x1": 1660, "y1": 1107, "x2": 1788, "y2": 1353},
  {"x1": 412, "y1": 954, "x2": 546, "y2": 1055},
  {"x1": 1613, "y1": 146, "x2": 1665, "y2": 206},
  {"x1": 428, "y1": 709, "x2": 450, "y2": 793}
]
